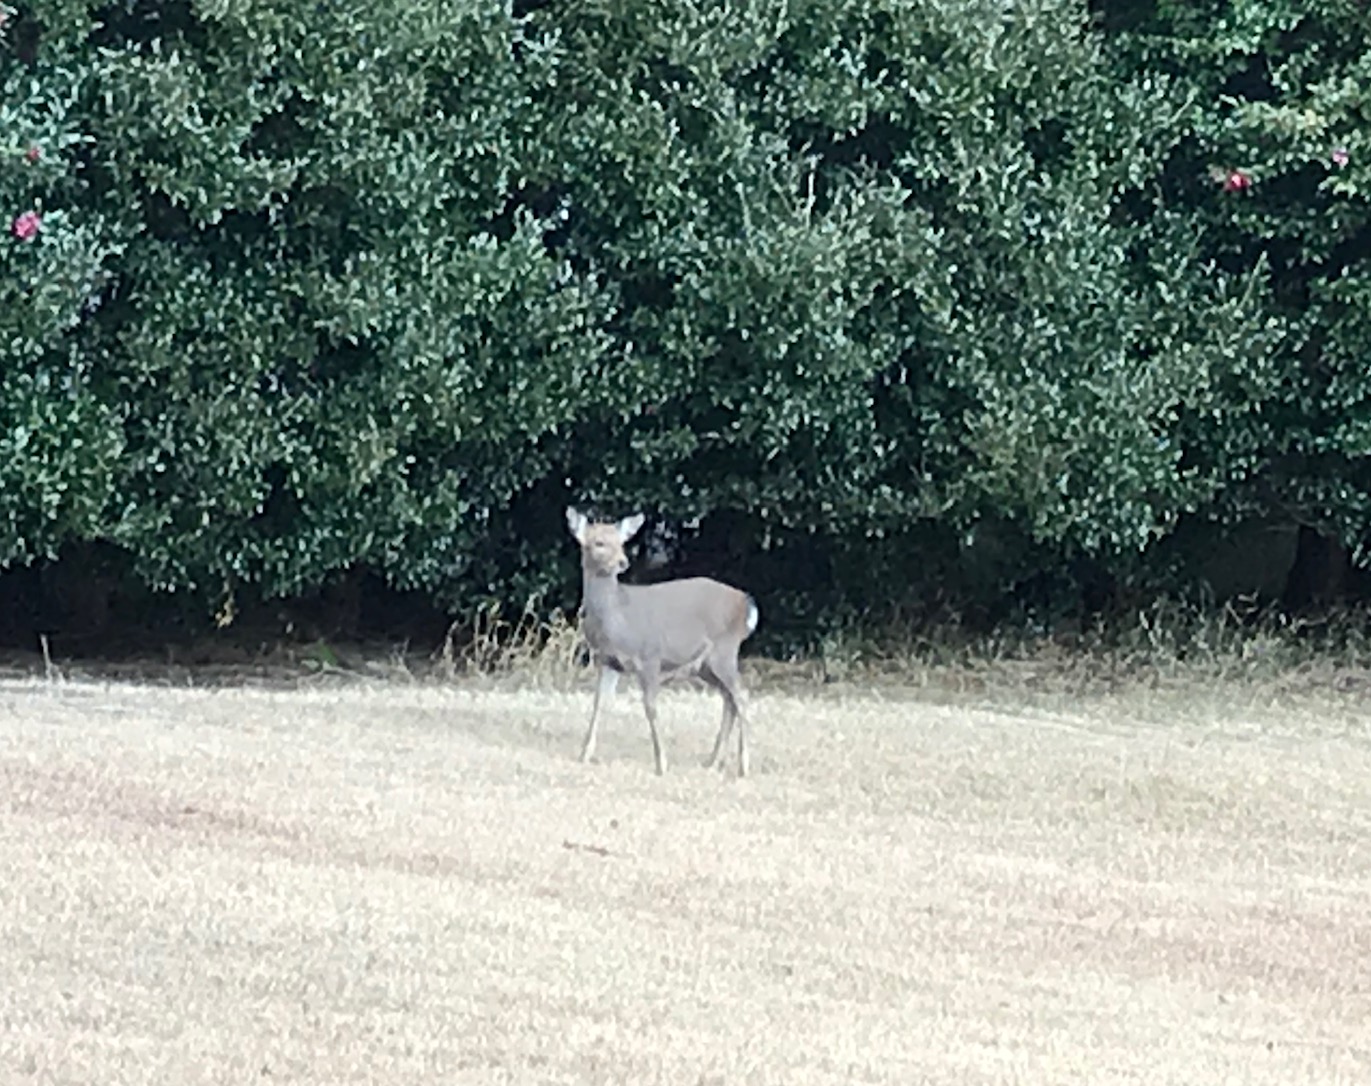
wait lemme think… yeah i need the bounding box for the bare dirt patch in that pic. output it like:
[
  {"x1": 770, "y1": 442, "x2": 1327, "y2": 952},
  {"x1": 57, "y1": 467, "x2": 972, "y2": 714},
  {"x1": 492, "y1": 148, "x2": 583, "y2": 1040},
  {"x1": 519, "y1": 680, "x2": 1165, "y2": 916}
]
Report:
[{"x1": 1, "y1": 675, "x2": 1368, "y2": 1084}]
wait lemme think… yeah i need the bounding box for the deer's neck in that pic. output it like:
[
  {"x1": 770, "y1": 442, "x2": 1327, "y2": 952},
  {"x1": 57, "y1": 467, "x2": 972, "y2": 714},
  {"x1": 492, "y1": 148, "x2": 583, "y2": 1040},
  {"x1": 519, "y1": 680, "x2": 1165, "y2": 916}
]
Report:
[
  {"x1": 580, "y1": 569, "x2": 631, "y2": 645},
  {"x1": 581, "y1": 568, "x2": 625, "y2": 614}
]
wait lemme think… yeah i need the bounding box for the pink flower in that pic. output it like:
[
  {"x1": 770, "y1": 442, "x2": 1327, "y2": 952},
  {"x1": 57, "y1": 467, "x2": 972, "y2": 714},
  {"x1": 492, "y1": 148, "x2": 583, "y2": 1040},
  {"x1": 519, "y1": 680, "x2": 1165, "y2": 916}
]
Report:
[
  {"x1": 1332, "y1": 147, "x2": 1350, "y2": 167},
  {"x1": 1222, "y1": 169, "x2": 1252, "y2": 192},
  {"x1": 11, "y1": 211, "x2": 41, "y2": 240},
  {"x1": 24, "y1": 146, "x2": 40, "y2": 163}
]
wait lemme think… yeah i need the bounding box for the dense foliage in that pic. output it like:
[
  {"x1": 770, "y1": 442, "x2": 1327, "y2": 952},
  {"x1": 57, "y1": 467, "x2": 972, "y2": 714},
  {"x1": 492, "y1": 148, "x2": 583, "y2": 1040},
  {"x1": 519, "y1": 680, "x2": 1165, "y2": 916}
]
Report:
[
  {"x1": 1109, "y1": 0, "x2": 1371, "y2": 554},
  {"x1": 0, "y1": 0, "x2": 1367, "y2": 646}
]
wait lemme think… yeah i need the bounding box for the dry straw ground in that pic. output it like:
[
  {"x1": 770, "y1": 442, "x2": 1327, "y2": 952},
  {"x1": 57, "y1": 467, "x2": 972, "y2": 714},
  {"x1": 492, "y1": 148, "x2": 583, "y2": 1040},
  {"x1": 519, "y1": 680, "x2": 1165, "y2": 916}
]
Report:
[{"x1": 1, "y1": 667, "x2": 1368, "y2": 1085}]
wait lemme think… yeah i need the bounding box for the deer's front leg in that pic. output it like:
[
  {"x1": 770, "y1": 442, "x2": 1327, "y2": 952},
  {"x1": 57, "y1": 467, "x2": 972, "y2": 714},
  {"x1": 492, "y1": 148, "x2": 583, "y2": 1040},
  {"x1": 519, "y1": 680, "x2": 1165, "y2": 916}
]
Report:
[{"x1": 580, "y1": 664, "x2": 619, "y2": 763}]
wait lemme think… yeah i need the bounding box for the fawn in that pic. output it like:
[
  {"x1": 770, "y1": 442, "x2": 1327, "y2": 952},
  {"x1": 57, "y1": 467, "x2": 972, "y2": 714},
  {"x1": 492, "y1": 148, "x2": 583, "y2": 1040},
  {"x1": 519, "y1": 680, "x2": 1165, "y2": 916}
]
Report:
[{"x1": 565, "y1": 507, "x2": 758, "y2": 776}]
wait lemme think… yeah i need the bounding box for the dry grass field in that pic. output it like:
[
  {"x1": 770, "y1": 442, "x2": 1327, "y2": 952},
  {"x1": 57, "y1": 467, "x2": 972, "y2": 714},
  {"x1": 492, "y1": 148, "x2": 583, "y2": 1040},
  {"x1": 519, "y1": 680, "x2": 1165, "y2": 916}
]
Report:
[{"x1": 1, "y1": 669, "x2": 1369, "y2": 1084}]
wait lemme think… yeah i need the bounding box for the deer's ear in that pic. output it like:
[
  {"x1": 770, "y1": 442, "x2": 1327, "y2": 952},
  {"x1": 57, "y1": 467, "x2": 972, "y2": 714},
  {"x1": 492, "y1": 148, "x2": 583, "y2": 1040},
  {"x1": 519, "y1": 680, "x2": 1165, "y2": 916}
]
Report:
[
  {"x1": 616, "y1": 513, "x2": 646, "y2": 542},
  {"x1": 565, "y1": 506, "x2": 588, "y2": 543}
]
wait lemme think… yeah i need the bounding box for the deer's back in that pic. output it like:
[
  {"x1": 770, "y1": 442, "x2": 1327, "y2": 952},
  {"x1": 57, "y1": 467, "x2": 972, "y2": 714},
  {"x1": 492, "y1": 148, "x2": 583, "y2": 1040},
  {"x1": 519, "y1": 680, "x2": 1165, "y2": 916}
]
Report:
[
  {"x1": 588, "y1": 577, "x2": 752, "y2": 667},
  {"x1": 634, "y1": 576, "x2": 749, "y2": 623}
]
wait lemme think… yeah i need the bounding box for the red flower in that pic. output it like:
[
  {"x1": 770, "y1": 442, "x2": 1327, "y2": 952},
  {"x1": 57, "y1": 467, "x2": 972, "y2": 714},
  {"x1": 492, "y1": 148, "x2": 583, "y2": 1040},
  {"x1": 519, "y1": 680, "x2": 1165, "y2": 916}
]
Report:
[
  {"x1": 1332, "y1": 147, "x2": 1350, "y2": 168},
  {"x1": 11, "y1": 211, "x2": 42, "y2": 240},
  {"x1": 1222, "y1": 169, "x2": 1252, "y2": 192},
  {"x1": 25, "y1": 146, "x2": 40, "y2": 163}
]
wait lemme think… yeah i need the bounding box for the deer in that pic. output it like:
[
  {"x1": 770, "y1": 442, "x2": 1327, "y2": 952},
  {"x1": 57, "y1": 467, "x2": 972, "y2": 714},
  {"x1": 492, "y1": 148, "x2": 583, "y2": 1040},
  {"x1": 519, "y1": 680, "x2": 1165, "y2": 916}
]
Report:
[{"x1": 565, "y1": 507, "x2": 759, "y2": 777}]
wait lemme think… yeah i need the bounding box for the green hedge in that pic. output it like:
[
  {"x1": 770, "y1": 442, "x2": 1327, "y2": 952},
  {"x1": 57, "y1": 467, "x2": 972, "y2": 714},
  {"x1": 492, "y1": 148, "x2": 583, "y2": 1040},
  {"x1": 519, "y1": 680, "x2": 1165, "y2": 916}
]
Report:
[{"x1": 0, "y1": 0, "x2": 1366, "y2": 641}]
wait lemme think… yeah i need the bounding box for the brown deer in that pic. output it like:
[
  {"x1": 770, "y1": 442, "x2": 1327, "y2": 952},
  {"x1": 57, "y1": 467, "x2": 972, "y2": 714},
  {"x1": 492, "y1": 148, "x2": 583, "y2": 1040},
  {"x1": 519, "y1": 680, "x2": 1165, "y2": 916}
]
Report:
[{"x1": 565, "y1": 507, "x2": 759, "y2": 776}]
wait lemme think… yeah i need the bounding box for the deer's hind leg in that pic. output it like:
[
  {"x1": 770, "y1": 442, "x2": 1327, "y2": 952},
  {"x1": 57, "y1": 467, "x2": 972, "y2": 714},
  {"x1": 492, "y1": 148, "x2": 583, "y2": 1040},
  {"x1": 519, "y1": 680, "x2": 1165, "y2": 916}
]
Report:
[
  {"x1": 702, "y1": 672, "x2": 736, "y2": 771},
  {"x1": 701, "y1": 651, "x2": 747, "y2": 776}
]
